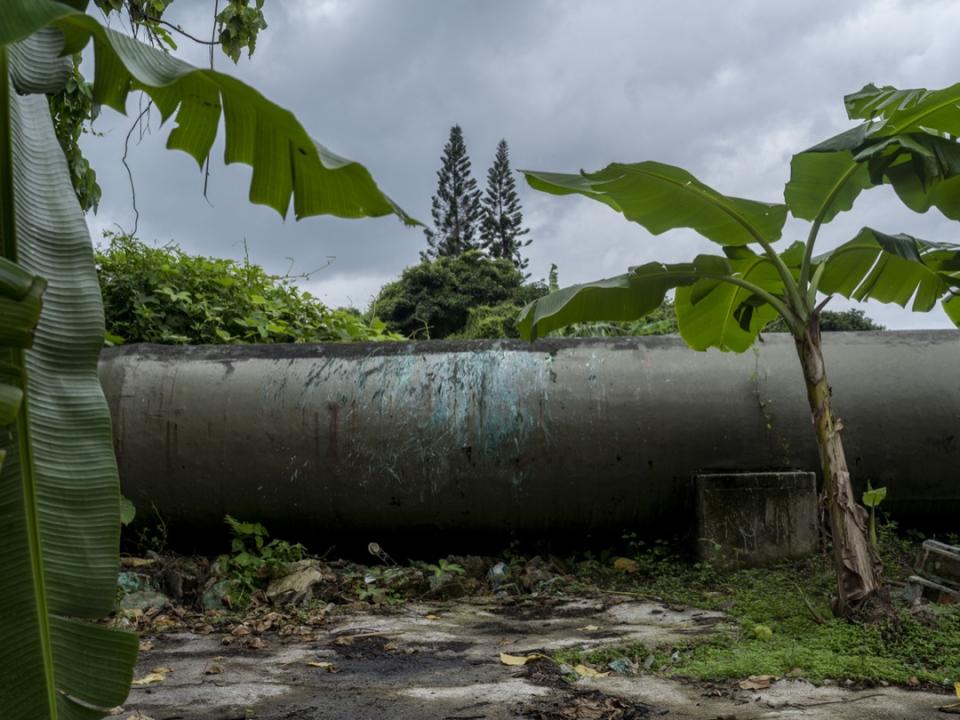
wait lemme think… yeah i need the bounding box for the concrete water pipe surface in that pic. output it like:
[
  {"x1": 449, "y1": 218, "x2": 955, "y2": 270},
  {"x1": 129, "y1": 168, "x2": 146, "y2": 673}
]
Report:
[{"x1": 98, "y1": 332, "x2": 960, "y2": 551}]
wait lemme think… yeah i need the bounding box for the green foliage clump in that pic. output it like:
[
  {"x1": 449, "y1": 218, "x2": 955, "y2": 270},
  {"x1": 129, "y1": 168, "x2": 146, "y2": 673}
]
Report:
[
  {"x1": 217, "y1": 0, "x2": 268, "y2": 63},
  {"x1": 96, "y1": 232, "x2": 400, "y2": 345},
  {"x1": 217, "y1": 515, "x2": 304, "y2": 607},
  {"x1": 47, "y1": 56, "x2": 100, "y2": 213},
  {"x1": 459, "y1": 301, "x2": 529, "y2": 339},
  {"x1": 374, "y1": 249, "x2": 546, "y2": 339}
]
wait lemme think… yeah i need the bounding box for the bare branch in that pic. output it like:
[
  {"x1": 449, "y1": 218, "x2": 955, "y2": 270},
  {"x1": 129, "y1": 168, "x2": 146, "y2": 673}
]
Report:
[{"x1": 122, "y1": 103, "x2": 152, "y2": 235}]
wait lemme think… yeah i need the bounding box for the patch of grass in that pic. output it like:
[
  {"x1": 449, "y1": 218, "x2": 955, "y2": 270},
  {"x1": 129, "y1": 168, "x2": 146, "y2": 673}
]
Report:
[
  {"x1": 560, "y1": 524, "x2": 960, "y2": 686},
  {"x1": 670, "y1": 608, "x2": 960, "y2": 684}
]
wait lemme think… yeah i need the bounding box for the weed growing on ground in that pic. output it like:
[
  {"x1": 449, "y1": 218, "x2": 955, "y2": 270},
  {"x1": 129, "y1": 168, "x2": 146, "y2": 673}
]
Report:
[
  {"x1": 217, "y1": 516, "x2": 305, "y2": 607},
  {"x1": 559, "y1": 522, "x2": 960, "y2": 686}
]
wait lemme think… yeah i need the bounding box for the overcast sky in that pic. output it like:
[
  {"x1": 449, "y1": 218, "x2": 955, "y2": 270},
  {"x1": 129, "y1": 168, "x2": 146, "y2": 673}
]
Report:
[{"x1": 80, "y1": 0, "x2": 960, "y2": 329}]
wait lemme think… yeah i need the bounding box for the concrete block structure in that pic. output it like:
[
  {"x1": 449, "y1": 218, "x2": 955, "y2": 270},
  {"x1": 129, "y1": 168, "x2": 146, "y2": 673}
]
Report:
[{"x1": 695, "y1": 471, "x2": 818, "y2": 567}]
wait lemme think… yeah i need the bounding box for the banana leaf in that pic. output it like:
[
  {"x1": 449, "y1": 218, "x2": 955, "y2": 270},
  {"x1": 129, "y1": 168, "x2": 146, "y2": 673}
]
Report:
[
  {"x1": 786, "y1": 82, "x2": 960, "y2": 225},
  {"x1": 518, "y1": 261, "x2": 701, "y2": 341},
  {"x1": 523, "y1": 161, "x2": 787, "y2": 247},
  {"x1": 0, "y1": 3, "x2": 417, "y2": 717},
  {"x1": 675, "y1": 244, "x2": 801, "y2": 352},
  {"x1": 1, "y1": 37, "x2": 139, "y2": 718},
  {"x1": 0, "y1": 0, "x2": 416, "y2": 224},
  {"x1": 816, "y1": 228, "x2": 960, "y2": 317}
]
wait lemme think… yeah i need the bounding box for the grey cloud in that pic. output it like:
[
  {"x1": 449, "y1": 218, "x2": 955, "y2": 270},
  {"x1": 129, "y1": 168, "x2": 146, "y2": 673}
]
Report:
[{"x1": 80, "y1": 0, "x2": 959, "y2": 326}]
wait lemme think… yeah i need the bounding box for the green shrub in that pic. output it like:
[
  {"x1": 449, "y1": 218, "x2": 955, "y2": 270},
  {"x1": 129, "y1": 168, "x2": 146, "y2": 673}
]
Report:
[
  {"x1": 373, "y1": 249, "x2": 546, "y2": 339},
  {"x1": 765, "y1": 308, "x2": 884, "y2": 333},
  {"x1": 217, "y1": 516, "x2": 305, "y2": 608},
  {"x1": 96, "y1": 232, "x2": 400, "y2": 345},
  {"x1": 458, "y1": 301, "x2": 527, "y2": 339},
  {"x1": 549, "y1": 301, "x2": 680, "y2": 338}
]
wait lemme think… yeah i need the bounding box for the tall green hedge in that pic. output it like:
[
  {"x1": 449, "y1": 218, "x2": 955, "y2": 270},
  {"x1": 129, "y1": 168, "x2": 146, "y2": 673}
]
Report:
[{"x1": 96, "y1": 233, "x2": 400, "y2": 345}]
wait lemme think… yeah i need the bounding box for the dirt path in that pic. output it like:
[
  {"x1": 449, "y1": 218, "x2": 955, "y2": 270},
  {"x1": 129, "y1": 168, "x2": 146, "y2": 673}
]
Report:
[{"x1": 123, "y1": 596, "x2": 948, "y2": 719}]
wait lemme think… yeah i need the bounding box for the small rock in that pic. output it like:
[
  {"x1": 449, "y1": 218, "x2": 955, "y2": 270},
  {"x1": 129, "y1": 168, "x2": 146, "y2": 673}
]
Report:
[
  {"x1": 607, "y1": 658, "x2": 637, "y2": 675},
  {"x1": 266, "y1": 561, "x2": 329, "y2": 606},
  {"x1": 487, "y1": 561, "x2": 510, "y2": 588},
  {"x1": 117, "y1": 571, "x2": 151, "y2": 595},
  {"x1": 201, "y1": 580, "x2": 232, "y2": 611},
  {"x1": 119, "y1": 591, "x2": 170, "y2": 611}
]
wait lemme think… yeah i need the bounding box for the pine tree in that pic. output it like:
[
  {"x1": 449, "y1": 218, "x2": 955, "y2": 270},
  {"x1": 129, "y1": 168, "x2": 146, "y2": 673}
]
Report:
[
  {"x1": 422, "y1": 125, "x2": 482, "y2": 260},
  {"x1": 480, "y1": 139, "x2": 531, "y2": 272}
]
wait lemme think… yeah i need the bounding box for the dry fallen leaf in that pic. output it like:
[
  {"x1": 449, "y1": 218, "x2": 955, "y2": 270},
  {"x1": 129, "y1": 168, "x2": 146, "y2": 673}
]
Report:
[
  {"x1": 424, "y1": 614, "x2": 440, "y2": 621},
  {"x1": 120, "y1": 557, "x2": 155, "y2": 569},
  {"x1": 938, "y1": 684, "x2": 960, "y2": 714},
  {"x1": 131, "y1": 667, "x2": 173, "y2": 687},
  {"x1": 383, "y1": 642, "x2": 399, "y2": 652},
  {"x1": 204, "y1": 664, "x2": 224, "y2": 675},
  {"x1": 612, "y1": 557, "x2": 639, "y2": 574},
  {"x1": 230, "y1": 624, "x2": 251, "y2": 637},
  {"x1": 573, "y1": 664, "x2": 611, "y2": 678},
  {"x1": 244, "y1": 636, "x2": 266, "y2": 650},
  {"x1": 306, "y1": 661, "x2": 340, "y2": 673},
  {"x1": 254, "y1": 612, "x2": 280, "y2": 633},
  {"x1": 499, "y1": 653, "x2": 547, "y2": 666},
  {"x1": 138, "y1": 639, "x2": 154, "y2": 652},
  {"x1": 577, "y1": 625, "x2": 601, "y2": 632},
  {"x1": 738, "y1": 674, "x2": 776, "y2": 690}
]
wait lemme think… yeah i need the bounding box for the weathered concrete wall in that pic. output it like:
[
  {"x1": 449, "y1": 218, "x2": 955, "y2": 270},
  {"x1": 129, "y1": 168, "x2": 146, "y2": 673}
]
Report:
[
  {"x1": 695, "y1": 472, "x2": 818, "y2": 567},
  {"x1": 98, "y1": 332, "x2": 960, "y2": 549}
]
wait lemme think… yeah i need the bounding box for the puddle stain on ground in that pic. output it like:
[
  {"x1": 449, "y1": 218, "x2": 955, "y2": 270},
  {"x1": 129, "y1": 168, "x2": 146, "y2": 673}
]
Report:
[{"x1": 123, "y1": 598, "x2": 951, "y2": 720}]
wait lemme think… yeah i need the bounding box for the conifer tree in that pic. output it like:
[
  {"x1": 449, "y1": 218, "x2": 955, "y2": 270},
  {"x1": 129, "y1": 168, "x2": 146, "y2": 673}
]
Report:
[
  {"x1": 422, "y1": 125, "x2": 482, "y2": 260},
  {"x1": 480, "y1": 139, "x2": 531, "y2": 272}
]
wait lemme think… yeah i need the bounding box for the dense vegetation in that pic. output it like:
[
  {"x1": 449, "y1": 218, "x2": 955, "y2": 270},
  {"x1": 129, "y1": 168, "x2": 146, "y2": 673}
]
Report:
[
  {"x1": 373, "y1": 250, "x2": 546, "y2": 339},
  {"x1": 105, "y1": 239, "x2": 884, "y2": 345},
  {"x1": 96, "y1": 233, "x2": 400, "y2": 345}
]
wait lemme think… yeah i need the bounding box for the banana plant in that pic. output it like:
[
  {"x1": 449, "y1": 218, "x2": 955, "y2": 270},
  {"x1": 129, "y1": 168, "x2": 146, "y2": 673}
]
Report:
[
  {"x1": 1, "y1": 1, "x2": 414, "y2": 717},
  {"x1": 519, "y1": 83, "x2": 960, "y2": 616}
]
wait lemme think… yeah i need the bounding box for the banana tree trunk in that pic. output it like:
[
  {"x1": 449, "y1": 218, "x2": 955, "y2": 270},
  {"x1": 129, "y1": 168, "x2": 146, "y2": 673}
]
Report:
[{"x1": 796, "y1": 317, "x2": 882, "y2": 615}]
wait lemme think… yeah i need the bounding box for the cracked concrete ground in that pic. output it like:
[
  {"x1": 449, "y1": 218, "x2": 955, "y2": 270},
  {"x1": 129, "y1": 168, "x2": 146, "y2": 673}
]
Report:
[{"x1": 122, "y1": 597, "x2": 950, "y2": 719}]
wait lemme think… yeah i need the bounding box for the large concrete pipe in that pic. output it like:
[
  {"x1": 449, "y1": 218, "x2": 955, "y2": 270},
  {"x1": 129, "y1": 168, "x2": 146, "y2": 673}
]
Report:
[{"x1": 99, "y1": 332, "x2": 959, "y2": 550}]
